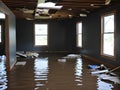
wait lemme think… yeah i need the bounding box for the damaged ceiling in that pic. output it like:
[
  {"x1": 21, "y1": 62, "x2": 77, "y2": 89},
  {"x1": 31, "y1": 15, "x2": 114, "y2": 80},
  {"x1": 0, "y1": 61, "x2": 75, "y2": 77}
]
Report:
[{"x1": 1, "y1": 0, "x2": 120, "y2": 19}]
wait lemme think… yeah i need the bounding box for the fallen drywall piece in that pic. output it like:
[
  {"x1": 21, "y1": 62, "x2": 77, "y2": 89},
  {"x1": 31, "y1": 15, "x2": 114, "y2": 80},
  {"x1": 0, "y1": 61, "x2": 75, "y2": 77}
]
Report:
[
  {"x1": 16, "y1": 52, "x2": 27, "y2": 58},
  {"x1": 99, "y1": 74, "x2": 120, "y2": 84},
  {"x1": 26, "y1": 52, "x2": 39, "y2": 58},
  {"x1": 89, "y1": 64, "x2": 109, "y2": 74},
  {"x1": 16, "y1": 51, "x2": 39, "y2": 58},
  {"x1": 91, "y1": 70, "x2": 109, "y2": 74},
  {"x1": 15, "y1": 61, "x2": 26, "y2": 66},
  {"x1": 63, "y1": 54, "x2": 81, "y2": 59},
  {"x1": 58, "y1": 59, "x2": 66, "y2": 62}
]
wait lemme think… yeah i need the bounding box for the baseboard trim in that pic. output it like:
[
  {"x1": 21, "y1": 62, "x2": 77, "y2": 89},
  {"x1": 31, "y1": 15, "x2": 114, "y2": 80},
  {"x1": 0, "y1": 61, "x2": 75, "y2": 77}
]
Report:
[
  {"x1": 81, "y1": 55, "x2": 116, "y2": 68},
  {"x1": 33, "y1": 50, "x2": 78, "y2": 54},
  {"x1": 10, "y1": 60, "x2": 17, "y2": 71}
]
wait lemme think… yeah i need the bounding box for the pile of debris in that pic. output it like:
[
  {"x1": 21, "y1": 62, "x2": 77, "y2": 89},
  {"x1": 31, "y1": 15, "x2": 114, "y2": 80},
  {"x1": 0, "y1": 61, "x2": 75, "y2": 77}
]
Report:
[
  {"x1": 16, "y1": 51, "x2": 39, "y2": 59},
  {"x1": 57, "y1": 54, "x2": 81, "y2": 63},
  {"x1": 63, "y1": 54, "x2": 81, "y2": 59},
  {"x1": 88, "y1": 64, "x2": 120, "y2": 84}
]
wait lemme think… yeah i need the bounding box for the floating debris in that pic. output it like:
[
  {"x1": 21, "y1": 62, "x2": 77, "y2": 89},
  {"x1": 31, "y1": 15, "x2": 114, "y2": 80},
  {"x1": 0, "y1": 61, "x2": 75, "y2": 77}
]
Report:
[
  {"x1": 88, "y1": 64, "x2": 120, "y2": 84},
  {"x1": 63, "y1": 54, "x2": 81, "y2": 59},
  {"x1": 16, "y1": 51, "x2": 39, "y2": 58},
  {"x1": 99, "y1": 74, "x2": 120, "y2": 84},
  {"x1": 58, "y1": 59, "x2": 66, "y2": 62},
  {"x1": 15, "y1": 61, "x2": 26, "y2": 66}
]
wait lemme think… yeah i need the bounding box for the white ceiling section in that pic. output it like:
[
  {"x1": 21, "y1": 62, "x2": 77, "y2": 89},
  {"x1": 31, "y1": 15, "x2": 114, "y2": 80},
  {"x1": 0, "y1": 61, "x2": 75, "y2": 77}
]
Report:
[
  {"x1": 35, "y1": 0, "x2": 63, "y2": 19},
  {"x1": 37, "y1": 2, "x2": 63, "y2": 10}
]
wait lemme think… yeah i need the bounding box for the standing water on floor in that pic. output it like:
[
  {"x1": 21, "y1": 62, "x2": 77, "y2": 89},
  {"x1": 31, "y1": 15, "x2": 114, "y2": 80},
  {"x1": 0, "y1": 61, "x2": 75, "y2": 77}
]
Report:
[
  {"x1": 34, "y1": 57, "x2": 49, "y2": 90},
  {"x1": 74, "y1": 58, "x2": 83, "y2": 86},
  {"x1": 6, "y1": 55, "x2": 120, "y2": 90},
  {"x1": 0, "y1": 55, "x2": 7, "y2": 90}
]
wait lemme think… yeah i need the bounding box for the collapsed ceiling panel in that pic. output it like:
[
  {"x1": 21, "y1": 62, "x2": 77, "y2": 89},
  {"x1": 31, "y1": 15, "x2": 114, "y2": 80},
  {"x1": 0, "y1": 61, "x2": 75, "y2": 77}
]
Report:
[{"x1": 1, "y1": 0, "x2": 120, "y2": 19}]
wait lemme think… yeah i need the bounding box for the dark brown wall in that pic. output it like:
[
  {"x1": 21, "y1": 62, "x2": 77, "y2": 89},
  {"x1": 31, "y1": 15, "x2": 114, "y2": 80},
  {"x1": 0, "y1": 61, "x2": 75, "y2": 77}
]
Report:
[
  {"x1": 16, "y1": 5, "x2": 120, "y2": 66},
  {"x1": 79, "y1": 5, "x2": 120, "y2": 66},
  {"x1": 16, "y1": 19, "x2": 77, "y2": 53}
]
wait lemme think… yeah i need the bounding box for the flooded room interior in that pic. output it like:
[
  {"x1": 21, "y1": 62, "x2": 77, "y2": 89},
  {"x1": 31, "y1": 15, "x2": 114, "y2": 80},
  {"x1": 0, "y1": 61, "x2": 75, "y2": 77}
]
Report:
[{"x1": 0, "y1": 0, "x2": 120, "y2": 90}]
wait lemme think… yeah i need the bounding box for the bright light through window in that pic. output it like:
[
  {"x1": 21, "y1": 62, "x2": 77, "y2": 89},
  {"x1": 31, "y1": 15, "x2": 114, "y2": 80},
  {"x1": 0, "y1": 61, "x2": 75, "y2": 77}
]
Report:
[
  {"x1": 76, "y1": 22, "x2": 82, "y2": 47},
  {"x1": 0, "y1": 12, "x2": 5, "y2": 19},
  {"x1": 35, "y1": 24, "x2": 48, "y2": 46},
  {"x1": 101, "y1": 13, "x2": 115, "y2": 57}
]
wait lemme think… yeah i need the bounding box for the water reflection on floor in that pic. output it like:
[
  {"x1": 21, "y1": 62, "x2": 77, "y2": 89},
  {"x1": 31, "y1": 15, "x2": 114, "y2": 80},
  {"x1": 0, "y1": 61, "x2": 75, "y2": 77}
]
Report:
[
  {"x1": 0, "y1": 56, "x2": 7, "y2": 90},
  {"x1": 74, "y1": 58, "x2": 83, "y2": 86},
  {"x1": 97, "y1": 78, "x2": 114, "y2": 90},
  {"x1": 34, "y1": 57, "x2": 49, "y2": 90},
  {"x1": 1, "y1": 54, "x2": 120, "y2": 90}
]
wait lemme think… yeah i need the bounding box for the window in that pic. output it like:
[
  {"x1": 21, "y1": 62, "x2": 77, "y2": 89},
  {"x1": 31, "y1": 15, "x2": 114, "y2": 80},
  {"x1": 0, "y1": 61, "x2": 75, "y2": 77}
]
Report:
[
  {"x1": 101, "y1": 12, "x2": 115, "y2": 58},
  {"x1": 76, "y1": 22, "x2": 82, "y2": 47},
  {"x1": 0, "y1": 25, "x2": 1, "y2": 43},
  {"x1": 0, "y1": 12, "x2": 5, "y2": 19},
  {"x1": 34, "y1": 24, "x2": 48, "y2": 46}
]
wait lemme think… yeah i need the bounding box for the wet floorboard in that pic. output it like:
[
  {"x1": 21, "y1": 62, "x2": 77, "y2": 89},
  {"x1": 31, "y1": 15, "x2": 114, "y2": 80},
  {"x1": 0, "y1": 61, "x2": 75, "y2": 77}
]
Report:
[{"x1": 0, "y1": 54, "x2": 120, "y2": 90}]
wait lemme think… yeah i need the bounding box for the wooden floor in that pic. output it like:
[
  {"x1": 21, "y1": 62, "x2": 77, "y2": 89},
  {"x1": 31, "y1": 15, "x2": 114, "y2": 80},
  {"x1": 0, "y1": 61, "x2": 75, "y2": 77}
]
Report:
[{"x1": 0, "y1": 54, "x2": 120, "y2": 90}]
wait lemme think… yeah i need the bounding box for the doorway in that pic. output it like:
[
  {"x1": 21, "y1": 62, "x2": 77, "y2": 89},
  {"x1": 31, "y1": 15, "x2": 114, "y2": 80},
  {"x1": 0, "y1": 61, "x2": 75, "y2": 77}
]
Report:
[{"x1": 0, "y1": 12, "x2": 6, "y2": 55}]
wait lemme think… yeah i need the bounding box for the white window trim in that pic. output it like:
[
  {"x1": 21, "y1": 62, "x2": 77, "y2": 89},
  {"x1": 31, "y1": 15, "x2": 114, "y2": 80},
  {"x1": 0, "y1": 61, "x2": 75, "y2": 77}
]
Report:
[
  {"x1": 76, "y1": 22, "x2": 82, "y2": 47},
  {"x1": 101, "y1": 11, "x2": 116, "y2": 60},
  {"x1": 34, "y1": 23, "x2": 48, "y2": 46}
]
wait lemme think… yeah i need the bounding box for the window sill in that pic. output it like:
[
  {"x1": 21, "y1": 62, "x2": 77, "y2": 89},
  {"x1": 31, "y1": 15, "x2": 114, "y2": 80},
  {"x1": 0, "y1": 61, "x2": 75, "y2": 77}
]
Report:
[{"x1": 101, "y1": 54, "x2": 116, "y2": 61}]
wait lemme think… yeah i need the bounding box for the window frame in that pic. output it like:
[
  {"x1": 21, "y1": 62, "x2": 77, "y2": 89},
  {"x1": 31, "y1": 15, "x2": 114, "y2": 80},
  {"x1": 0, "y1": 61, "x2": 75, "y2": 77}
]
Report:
[
  {"x1": 34, "y1": 23, "x2": 48, "y2": 46},
  {"x1": 101, "y1": 11, "x2": 116, "y2": 60},
  {"x1": 76, "y1": 22, "x2": 82, "y2": 48}
]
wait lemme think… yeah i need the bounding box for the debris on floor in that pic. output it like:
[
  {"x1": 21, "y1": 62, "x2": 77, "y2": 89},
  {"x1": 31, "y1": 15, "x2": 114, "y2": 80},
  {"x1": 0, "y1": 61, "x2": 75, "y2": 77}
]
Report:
[
  {"x1": 89, "y1": 64, "x2": 109, "y2": 74},
  {"x1": 16, "y1": 51, "x2": 39, "y2": 59},
  {"x1": 88, "y1": 64, "x2": 107, "y2": 70},
  {"x1": 88, "y1": 64, "x2": 100, "y2": 69},
  {"x1": 15, "y1": 61, "x2": 26, "y2": 66},
  {"x1": 99, "y1": 74, "x2": 120, "y2": 84},
  {"x1": 63, "y1": 54, "x2": 81, "y2": 59},
  {"x1": 91, "y1": 69, "x2": 109, "y2": 74},
  {"x1": 88, "y1": 64, "x2": 120, "y2": 84},
  {"x1": 26, "y1": 52, "x2": 39, "y2": 58},
  {"x1": 16, "y1": 52, "x2": 27, "y2": 58},
  {"x1": 58, "y1": 58, "x2": 66, "y2": 62}
]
